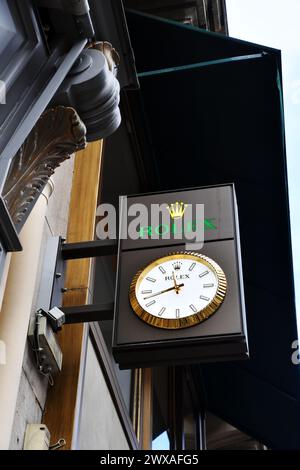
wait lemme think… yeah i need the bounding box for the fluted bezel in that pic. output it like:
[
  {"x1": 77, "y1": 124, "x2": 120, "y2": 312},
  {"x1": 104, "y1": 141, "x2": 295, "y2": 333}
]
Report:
[{"x1": 129, "y1": 251, "x2": 227, "y2": 329}]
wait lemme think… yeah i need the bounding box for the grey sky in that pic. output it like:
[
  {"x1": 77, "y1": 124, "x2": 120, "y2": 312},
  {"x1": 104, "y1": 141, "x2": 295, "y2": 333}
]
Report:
[{"x1": 226, "y1": 0, "x2": 300, "y2": 324}]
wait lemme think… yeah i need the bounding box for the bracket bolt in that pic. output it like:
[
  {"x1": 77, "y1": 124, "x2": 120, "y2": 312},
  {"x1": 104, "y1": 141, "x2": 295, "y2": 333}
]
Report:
[{"x1": 55, "y1": 272, "x2": 62, "y2": 278}]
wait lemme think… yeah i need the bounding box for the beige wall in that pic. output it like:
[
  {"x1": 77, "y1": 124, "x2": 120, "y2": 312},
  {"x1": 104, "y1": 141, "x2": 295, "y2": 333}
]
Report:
[
  {"x1": 0, "y1": 181, "x2": 54, "y2": 450},
  {"x1": 0, "y1": 158, "x2": 75, "y2": 450},
  {"x1": 9, "y1": 159, "x2": 75, "y2": 450}
]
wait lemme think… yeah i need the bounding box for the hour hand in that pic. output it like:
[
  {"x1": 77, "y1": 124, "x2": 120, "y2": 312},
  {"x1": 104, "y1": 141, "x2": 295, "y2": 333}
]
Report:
[
  {"x1": 143, "y1": 283, "x2": 184, "y2": 300},
  {"x1": 172, "y1": 271, "x2": 180, "y2": 294}
]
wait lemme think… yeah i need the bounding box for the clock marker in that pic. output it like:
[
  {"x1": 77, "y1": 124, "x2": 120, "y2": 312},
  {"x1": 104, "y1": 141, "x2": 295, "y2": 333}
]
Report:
[
  {"x1": 200, "y1": 295, "x2": 209, "y2": 301},
  {"x1": 158, "y1": 307, "x2": 166, "y2": 316},
  {"x1": 189, "y1": 262, "x2": 196, "y2": 271},
  {"x1": 142, "y1": 290, "x2": 152, "y2": 294},
  {"x1": 199, "y1": 270, "x2": 209, "y2": 278},
  {"x1": 176, "y1": 308, "x2": 180, "y2": 318},
  {"x1": 190, "y1": 304, "x2": 197, "y2": 313},
  {"x1": 146, "y1": 277, "x2": 156, "y2": 283},
  {"x1": 203, "y1": 283, "x2": 214, "y2": 288},
  {"x1": 159, "y1": 266, "x2": 166, "y2": 274},
  {"x1": 146, "y1": 300, "x2": 156, "y2": 307}
]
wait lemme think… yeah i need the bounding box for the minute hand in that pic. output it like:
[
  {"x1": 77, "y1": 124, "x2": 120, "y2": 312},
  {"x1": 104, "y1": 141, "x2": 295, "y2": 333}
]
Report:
[{"x1": 143, "y1": 283, "x2": 184, "y2": 300}]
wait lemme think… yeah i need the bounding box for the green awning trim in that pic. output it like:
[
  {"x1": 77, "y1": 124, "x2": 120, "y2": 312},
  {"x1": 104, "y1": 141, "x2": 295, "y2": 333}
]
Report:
[{"x1": 138, "y1": 52, "x2": 266, "y2": 78}]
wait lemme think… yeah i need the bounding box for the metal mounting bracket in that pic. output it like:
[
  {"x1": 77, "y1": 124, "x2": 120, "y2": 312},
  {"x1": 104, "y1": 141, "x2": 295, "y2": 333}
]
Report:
[{"x1": 36, "y1": 236, "x2": 117, "y2": 326}]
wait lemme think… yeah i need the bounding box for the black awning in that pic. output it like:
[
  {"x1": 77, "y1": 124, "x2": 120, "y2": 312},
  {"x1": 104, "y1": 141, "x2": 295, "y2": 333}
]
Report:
[{"x1": 125, "y1": 10, "x2": 300, "y2": 449}]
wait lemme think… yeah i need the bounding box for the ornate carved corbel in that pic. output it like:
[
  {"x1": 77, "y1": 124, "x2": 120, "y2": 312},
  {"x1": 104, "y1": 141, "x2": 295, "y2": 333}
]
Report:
[
  {"x1": 88, "y1": 41, "x2": 120, "y2": 76},
  {"x1": 2, "y1": 106, "x2": 87, "y2": 230}
]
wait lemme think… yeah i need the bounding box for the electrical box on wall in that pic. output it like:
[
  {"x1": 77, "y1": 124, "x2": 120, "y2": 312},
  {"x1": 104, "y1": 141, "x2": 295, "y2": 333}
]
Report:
[
  {"x1": 28, "y1": 314, "x2": 63, "y2": 375},
  {"x1": 23, "y1": 424, "x2": 50, "y2": 450},
  {"x1": 113, "y1": 184, "x2": 248, "y2": 369}
]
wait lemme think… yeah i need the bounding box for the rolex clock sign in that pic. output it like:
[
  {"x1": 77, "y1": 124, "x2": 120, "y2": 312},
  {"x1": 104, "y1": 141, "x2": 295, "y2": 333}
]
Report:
[{"x1": 113, "y1": 184, "x2": 248, "y2": 368}]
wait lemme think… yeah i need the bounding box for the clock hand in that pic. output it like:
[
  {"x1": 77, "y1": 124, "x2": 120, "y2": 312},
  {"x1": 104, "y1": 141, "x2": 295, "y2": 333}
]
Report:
[
  {"x1": 172, "y1": 271, "x2": 180, "y2": 294},
  {"x1": 143, "y1": 283, "x2": 184, "y2": 300}
]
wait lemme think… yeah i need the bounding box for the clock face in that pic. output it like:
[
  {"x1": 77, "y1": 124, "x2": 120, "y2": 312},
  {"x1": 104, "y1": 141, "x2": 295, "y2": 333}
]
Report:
[{"x1": 129, "y1": 252, "x2": 227, "y2": 329}]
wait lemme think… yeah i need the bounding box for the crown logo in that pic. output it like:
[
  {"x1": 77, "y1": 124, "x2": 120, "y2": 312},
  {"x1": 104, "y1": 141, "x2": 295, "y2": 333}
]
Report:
[
  {"x1": 172, "y1": 261, "x2": 182, "y2": 271},
  {"x1": 167, "y1": 202, "x2": 188, "y2": 219}
]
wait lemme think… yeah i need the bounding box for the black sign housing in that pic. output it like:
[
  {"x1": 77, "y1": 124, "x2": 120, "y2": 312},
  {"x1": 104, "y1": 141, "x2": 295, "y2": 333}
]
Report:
[{"x1": 113, "y1": 184, "x2": 248, "y2": 368}]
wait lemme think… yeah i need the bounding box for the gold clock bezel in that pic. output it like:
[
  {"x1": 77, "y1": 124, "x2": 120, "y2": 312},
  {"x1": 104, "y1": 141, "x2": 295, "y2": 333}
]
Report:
[{"x1": 129, "y1": 252, "x2": 227, "y2": 329}]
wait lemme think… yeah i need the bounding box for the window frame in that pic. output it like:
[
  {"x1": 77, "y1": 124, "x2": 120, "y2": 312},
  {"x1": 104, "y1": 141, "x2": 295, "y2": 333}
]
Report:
[{"x1": 88, "y1": 322, "x2": 140, "y2": 450}]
